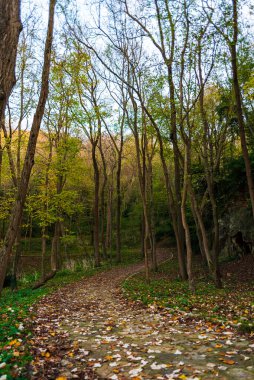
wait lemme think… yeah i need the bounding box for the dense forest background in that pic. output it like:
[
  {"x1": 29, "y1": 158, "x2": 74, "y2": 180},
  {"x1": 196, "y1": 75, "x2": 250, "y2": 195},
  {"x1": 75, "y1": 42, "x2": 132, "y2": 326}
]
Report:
[{"x1": 0, "y1": 0, "x2": 254, "y2": 292}]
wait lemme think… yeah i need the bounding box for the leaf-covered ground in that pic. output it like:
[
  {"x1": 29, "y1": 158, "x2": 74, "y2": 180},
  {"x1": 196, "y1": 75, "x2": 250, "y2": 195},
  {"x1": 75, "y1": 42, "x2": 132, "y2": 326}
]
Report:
[
  {"x1": 0, "y1": 265, "x2": 110, "y2": 380},
  {"x1": 0, "y1": 288, "x2": 45, "y2": 380},
  {"x1": 16, "y1": 249, "x2": 254, "y2": 380},
  {"x1": 123, "y1": 255, "x2": 254, "y2": 333},
  {"x1": 0, "y1": 249, "x2": 142, "y2": 380}
]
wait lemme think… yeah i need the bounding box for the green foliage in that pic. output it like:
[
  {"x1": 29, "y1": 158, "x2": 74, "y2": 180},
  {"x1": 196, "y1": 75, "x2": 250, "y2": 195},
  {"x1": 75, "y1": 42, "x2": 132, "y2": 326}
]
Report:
[
  {"x1": 26, "y1": 189, "x2": 83, "y2": 228},
  {"x1": 244, "y1": 75, "x2": 254, "y2": 101},
  {"x1": 0, "y1": 189, "x2": 16, "y2": 221},
  {"x1": 53, "y1": 136, "x2": 81, "y2": 178}
]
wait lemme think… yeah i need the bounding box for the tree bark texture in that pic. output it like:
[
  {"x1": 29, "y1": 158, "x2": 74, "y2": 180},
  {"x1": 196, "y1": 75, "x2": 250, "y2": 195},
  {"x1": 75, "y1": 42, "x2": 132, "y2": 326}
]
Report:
[
  {"x1": 99, "y1": 141, "x2": 108, "y2": 259},
  {"x1": 116, "y1": 151, "x2": 122, "y2": 262},
  {"x1": 0, "y1": 0, "x2": 22, "y2": 122},
  {"x1": 181, "y1": 146, "x2": 195, "y2": 292},
  {"x1": 92, "y1": 143, "x2": 100, "y2": 266}
]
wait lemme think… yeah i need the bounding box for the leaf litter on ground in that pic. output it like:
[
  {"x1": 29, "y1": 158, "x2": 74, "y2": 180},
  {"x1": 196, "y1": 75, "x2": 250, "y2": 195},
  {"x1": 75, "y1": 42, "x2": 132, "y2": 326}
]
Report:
[{"x1": 21, "y1": 249, "x2": 254, "y2": 379}]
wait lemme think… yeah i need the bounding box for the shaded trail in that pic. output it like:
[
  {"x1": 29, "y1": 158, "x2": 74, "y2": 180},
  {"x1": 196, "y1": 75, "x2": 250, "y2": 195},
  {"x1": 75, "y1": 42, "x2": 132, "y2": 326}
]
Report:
[{"x1": 28, "y1": 249, "x2": 254, "y2": 379}]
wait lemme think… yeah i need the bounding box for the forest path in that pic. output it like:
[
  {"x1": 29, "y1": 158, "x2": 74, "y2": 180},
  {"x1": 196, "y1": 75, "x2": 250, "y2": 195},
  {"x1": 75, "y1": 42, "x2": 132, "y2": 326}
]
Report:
[{"x1": 28, "y1": 249, "x2": 254, "y2": 380}]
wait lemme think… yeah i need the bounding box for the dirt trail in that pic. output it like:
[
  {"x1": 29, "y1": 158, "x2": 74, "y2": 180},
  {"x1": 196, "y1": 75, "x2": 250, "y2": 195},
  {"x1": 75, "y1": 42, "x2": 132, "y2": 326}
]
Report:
[{"x1": 28, "y1": 250, "x2": 254, "y2": 379}]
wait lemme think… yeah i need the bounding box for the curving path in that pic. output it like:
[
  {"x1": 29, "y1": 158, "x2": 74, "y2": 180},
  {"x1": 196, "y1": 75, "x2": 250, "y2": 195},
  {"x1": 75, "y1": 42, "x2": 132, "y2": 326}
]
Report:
[{"x1": 28, "y1": 250, "x2": 254, "y2": 380}]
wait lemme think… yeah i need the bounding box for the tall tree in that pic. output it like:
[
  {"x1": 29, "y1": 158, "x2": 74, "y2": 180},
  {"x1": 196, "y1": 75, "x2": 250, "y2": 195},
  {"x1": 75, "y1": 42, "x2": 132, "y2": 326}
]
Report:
[
  {"x1": 123, "y1": 0, "x2": 187, "y2": 280},
  {"x1": 0, "y1": 0, "x2": 56, "y2": 293}
]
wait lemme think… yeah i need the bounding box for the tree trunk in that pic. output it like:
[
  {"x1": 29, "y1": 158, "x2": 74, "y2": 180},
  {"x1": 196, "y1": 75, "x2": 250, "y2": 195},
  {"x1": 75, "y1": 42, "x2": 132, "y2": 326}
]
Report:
[
  {"x1": 0, "y1": 0, "x2": 22, "y2": 122},
  {"x1": 197, "y1": 36, "x2": 222, "y2": 288},
  {"x1": 99, "y1": 141, "x2": 108, "y2": 259},
  {"x1": 32, "y1": 270, "x2": 56, "y2": 290},
  {"x1": 106, "y1": 183, "x2": 113, "y2": 251},
  {"x1": 116, "y1": 151, "x2": 122, "y2": 262},
  {"x1": 92, "y1": 143, "x2": 100, "y2": 266},
  {"x1": 188, "y1": 183, "x2": 221, "y2": 286},
  {"x1": 193, "y1": 211, "x2": 206, "y2": 263},
  {"x1": 147, "y1": 141, "x2": 157, "y2": 271},
  {"x1": 2, "y1": 121, "x2": 18, "y2": 187},
  {"x1": 51, "y1": 221, "x2": 61, "y2": 272},
  {"x1": 100, "y1": 181, "x2": 107, "y2": 259},
  {"x1": 0, "y1": 0, "x2": 56, "y2": 294},
  {"x1": 28, "y1": 216, "x2": 33, "y2": 254},
  {"x1": 141, "y1": 213, "x2": 145, "y2": 258},
  {"x1": 181, "y1": 146, "x2": 195, "y2": 292},
  {"x1": 0, "y1": 133, "x2": 2, "y2": 189},
  {"x1": 167, "y1": 54, "x2": 186, "y2": 281},
  {"x1": 42, "y1": 138, "x2": 52, "y2": 278},
  {"x1": 41, "y1": 227, "x2": 47, "y2": 281},
  {"x1": 10, "y1": 226, "x2": 22, "y2": 290},
  {"x1": 138, "y1": 101, "x2": 187, "y2": 279},
  {"x1": 129, "y1": 96, "x2": 150, "y2": 281},
  {"x1": 231, "y1": 0, "x2": 254, "y2": 218}
]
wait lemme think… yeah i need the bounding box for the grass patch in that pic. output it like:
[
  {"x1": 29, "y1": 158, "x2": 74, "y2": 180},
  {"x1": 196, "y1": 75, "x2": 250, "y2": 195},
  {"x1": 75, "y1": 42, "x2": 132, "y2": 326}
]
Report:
[
  {"x1": 122, "y1": 259, "x2": 254, "y2": 333},
  {"x1": 0, "y1": 287, "x2": 45, "y2": 379}
]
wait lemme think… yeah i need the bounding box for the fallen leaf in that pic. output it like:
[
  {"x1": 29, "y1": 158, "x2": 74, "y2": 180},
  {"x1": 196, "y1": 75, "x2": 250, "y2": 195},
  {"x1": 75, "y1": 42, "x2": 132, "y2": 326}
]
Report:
[
  {"x1": 104, "y1": 355, "x2": 113, "y2": 361},
  {"x1": 150, "y1": 362, "x2": 167, "y2": 370},
  {"x1": 223, "y1": 359, "x2": 235, "y2": 365},
  {"x1": 129, "y1": 367, "x2": 142, "y2": 376}
]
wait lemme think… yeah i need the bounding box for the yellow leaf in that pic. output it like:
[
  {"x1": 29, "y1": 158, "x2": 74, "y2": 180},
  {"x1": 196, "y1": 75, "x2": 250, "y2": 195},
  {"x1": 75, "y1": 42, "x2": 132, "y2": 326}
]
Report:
[
  {"x1": 55, "y1": 377, "x2": 67, "y2": 380},
  {"x1": 215, "y1": 344, "x2": 223, "y2": 348},
  {"x1": 68, "y1": 352, "x2": 74, "y2": 357},
  {"x1": 104, "y1": 355, "x2": 113, "y2": 361},
  {"x1": 45, "y1": 352, "x2": 51, "y2": 358},
  {"x1": 9, "y1": 340, "x2": 18, "y2": 346},
  {"x1": 179, "y1": 375, "x2": 187, "y2": 380}
]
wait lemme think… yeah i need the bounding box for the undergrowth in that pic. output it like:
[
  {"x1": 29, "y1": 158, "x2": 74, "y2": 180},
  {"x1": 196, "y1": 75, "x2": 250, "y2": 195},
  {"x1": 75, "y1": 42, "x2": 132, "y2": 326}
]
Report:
[{"x1": 122, "y1": 260, "x2": 254, "y2": 334}]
